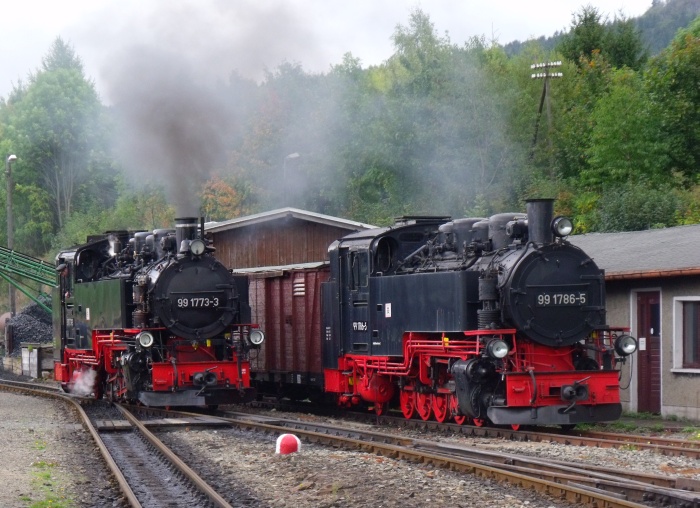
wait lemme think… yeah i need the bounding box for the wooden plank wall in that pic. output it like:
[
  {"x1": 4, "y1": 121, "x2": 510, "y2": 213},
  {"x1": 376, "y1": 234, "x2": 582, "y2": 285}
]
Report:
[{"x1": 211, "y1": 217, "x2": 353, "y2": 269}]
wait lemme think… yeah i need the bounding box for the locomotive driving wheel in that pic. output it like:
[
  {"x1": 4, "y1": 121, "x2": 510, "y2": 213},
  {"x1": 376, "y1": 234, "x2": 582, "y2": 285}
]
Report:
[
  {"x1": 415, "y1": 392, "x2": 432, "y2": 421},
  {"x1": 432, "y1": 394, "x2": 449, "y2": 423},
  {"x1": 400, "y1": 389, "x2": 415, "y2": 419},
  {"x1": 107, "y1": 373, "x2": 126, "y2": 403},
  {"x1": 449, "y1": 394, "x2": 466, "y2": 424}
]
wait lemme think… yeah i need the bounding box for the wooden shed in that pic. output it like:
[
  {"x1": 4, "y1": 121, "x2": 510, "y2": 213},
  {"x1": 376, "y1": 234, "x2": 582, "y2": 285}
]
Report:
[{"x1": 205, "y1": 207, "x2": 375, "y2": 269}]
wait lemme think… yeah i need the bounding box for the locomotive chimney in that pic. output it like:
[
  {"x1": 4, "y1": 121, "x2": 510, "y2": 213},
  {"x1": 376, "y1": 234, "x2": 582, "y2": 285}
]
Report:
[
  {"x1": 175, "y1": 217, "x2": 199, "y2": 250},
  {"x1": 526, "y1": 198, "x2": 554, "y2": 245}
]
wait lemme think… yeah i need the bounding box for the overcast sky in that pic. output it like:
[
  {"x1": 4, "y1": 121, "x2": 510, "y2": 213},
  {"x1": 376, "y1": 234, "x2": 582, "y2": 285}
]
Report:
[{"x1": 2, "y1": 0, "x2": 653, "y2": 102}]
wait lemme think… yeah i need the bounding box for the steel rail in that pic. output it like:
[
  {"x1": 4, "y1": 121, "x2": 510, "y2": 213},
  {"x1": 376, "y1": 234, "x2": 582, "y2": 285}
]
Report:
[
  {"x1": 114, "y1": 403, "x2": 233, "y2": 508},
  {"x1": 576, "y1": 429, "x2": 700, "y2": 450},
  {"x1": 415, "y1": 441, "x2": 700, "y2": 506},
  {"x1": 324, "y1": 409, "x2": 700, "y2": 459},
  {"x1": 0, "y1": 380, "x2": 141, "y2": 507}
]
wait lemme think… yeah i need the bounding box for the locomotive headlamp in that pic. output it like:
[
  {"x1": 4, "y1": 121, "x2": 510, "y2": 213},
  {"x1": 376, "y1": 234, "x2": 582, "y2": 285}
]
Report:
[
  {"x1": 614, "y1": 334, "x2": 638, "y2": 356},
  {"x1": 137, "y1": 331, "x2": 155, "y2": 348},
  {"x1": 551, "y1": 216, "x2": 573, "y2": 237},
  {"x1": 486, "y1": 339, "x2": 509, "y2": 359},
  {"x1": 190, "y1": 239, "x2": 206, "y2": 256},
  {"x1": 249, "y1": 329, "x2": 265, "y2": 346}
]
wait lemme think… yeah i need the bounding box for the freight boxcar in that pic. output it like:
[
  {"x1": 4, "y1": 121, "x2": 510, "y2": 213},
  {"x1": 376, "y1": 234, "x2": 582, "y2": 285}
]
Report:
[{"x1": 242, "y1": 262, "x2": 330, "y2": 401}]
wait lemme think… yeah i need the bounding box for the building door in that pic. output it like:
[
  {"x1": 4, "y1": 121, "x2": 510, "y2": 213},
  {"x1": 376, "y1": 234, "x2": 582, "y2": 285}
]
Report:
[{"x1": 636, "y1": 291, "x2": 661, "y2": 414}]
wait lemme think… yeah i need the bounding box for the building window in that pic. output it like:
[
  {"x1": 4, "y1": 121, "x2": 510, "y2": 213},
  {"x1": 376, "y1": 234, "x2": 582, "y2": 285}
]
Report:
[
  {"x1": 683, "y1": 301, "x2": 700, "y2": 368},
  {"x1": 673, "y1": 297, "x2": 700, "y2": 372}
]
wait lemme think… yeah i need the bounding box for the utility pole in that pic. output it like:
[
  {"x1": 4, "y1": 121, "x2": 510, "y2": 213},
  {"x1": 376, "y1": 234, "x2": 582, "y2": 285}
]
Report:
[
  {"x1": 529, "y1": 61, "x2": 563, "y2": 162},
  {"x1": 6, "y1": 154, "x2": 17, "y2": 316}
]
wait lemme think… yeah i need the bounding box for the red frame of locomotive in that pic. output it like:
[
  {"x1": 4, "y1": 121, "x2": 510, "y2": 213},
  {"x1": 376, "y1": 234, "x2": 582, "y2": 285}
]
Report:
[
  {"x1": 324, "y1": 328, "x2": 626, "y2": 423},
  {"x1": 55, "y1": 326, "x2": 253, "y2": 398}
]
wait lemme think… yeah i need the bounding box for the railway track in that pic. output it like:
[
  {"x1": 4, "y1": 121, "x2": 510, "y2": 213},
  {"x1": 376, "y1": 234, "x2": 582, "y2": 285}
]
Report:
[
  {"x1": 0, "y1": 379, "x2": 240, "y2": 507},
  {"x1": 3, "y1": 378, "x2": 699, "y2": 507},
  {"x1": 252, "y1": 398, "x2": 700, "y2": 459},
  {"x1": 129, "y1": 405, "x2": 700, "y2": 507}
]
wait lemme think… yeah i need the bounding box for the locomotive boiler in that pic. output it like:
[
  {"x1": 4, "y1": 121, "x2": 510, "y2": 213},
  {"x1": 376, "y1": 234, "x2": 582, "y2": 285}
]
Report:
[
  {"x1": 248, "y1": 199, "x2": 636, "y2": 428},
  {"x1": 53, "y1": 217, "x2": 264, "y2": 407}
]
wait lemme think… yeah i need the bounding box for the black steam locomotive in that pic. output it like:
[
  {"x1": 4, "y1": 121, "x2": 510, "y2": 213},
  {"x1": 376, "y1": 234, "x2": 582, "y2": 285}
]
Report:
[
  {"x1": 53, "y1": 217, "x2": 264, "y2": 407},
  {"x1": 249, "y1": 199, "x2": 637, "y2": 427}
]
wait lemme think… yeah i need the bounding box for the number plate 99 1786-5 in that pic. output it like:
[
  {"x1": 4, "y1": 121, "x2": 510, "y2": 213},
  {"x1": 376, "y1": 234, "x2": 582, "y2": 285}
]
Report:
[{"x1": 536, "y1": 292, "x2": 587, "y2": 306}]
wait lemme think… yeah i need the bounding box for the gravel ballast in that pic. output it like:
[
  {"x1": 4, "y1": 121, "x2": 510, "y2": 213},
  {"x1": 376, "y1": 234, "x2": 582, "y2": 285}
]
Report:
[
  {"x1": 157, "y1": 427, "x2": 569, "y2": 508},
  {"x1": 0, "y1": 390, "x2": 124, "y2": 507},
  {"x1": 2, "y1": 377, "x2": 699, "y2": 507}
]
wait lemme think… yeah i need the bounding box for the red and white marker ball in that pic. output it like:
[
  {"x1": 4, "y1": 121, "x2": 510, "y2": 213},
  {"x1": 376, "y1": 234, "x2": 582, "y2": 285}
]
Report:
[{"x1": 275, "y1": 433, "x2": 302, "y2": 454}]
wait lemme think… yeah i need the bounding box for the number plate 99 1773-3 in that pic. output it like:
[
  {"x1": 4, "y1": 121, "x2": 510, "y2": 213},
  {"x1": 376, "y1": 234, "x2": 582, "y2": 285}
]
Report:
[{"x1": 177, "y1": 297, "x2": 220, "y2": 308}]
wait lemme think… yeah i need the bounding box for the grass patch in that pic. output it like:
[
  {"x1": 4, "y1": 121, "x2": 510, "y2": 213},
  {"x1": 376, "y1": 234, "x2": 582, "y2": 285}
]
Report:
[
  {"x1": 609, "y1": 421, "x2": 637, "y2": 432},
  {"x1": 649, "y1": 423, "x2": 665, "y2": 432},
  {"x1": 25, "y1": 460, "x2": 73, "y2": 508},
  {"x1": 622, "y1": 411, "x2": 657, "y2": 420},
  {"x1": 684, "y1": 428, "x2": 700, "y2": 440}
]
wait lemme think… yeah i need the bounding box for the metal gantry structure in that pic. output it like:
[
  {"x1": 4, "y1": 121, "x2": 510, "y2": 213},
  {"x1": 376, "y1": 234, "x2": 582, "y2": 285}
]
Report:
[{"x1": 0, "y1": 246, "x2": 57, "y2": 313}]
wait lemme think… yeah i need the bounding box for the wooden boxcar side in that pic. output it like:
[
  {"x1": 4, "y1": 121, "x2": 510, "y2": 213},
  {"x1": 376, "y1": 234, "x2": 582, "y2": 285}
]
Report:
[{"x1": 246, "y1": 264, "x2": 330, "y2": 399}]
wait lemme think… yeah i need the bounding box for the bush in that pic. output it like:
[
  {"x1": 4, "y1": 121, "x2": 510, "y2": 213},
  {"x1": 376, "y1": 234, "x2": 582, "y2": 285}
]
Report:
[{"x1": 598, "y1": 181, "x2": 678, "y2": 232}]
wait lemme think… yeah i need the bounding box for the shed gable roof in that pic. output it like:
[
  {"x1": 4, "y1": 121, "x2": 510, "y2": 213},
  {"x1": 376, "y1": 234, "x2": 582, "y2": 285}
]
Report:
[
  {"x1": 569, "y1": 224, "x2": 700, "y2": 280},
  {"x1": 205, "y1": 207, "x2": 376, "y2": 234}
]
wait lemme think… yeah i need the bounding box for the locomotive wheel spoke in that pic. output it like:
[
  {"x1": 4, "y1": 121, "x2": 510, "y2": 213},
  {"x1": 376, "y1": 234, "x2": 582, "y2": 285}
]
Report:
[
  {"x1": 511, "y1": 424, "x2": 521, "y2": 431},
  {"x1": 400, "y1": 389, "x2": 415, "y2": 420},
  {"x1": 472, "y1": 417, "x2": 486, "y2": 427},
  {"x1": 416, "y1": 392, "x2": 432, "y2": 421},
  {"x1": 432, "y1": 394, "x2": 448, "y2": 423}
]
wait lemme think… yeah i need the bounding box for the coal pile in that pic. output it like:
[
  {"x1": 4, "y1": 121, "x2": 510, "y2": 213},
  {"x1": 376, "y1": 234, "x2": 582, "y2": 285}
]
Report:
[{"x1": 7, "y1": 295, "x2": 52, "y2": 356}]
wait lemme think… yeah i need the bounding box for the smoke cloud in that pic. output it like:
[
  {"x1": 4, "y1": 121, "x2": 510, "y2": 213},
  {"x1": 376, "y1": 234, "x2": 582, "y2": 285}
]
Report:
[{"x1": 79, "y1": 1, "x2": 326, "y2": 216}]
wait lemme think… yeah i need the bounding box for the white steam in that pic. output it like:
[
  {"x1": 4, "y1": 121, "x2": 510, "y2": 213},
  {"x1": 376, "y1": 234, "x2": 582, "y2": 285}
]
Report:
[{"x1": 71, "y1": 369, "x2": 98, "y2": 397}]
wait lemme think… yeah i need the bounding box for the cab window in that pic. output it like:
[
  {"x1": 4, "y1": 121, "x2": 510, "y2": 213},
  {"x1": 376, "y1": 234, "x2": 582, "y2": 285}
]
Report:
[{"x1": 350, "y1": 251, "x2": 368, "y2": 290}]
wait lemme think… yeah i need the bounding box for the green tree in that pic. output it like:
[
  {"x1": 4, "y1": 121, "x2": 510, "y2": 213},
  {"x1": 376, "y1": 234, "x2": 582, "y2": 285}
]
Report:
[
  {"x1": 645, "y1": 17, "x2": 700, "y2": 179},
  {"x1": 558, "y1": 6, "x2": 608, "y2": 65},
  {"x1": 606, "y1": 13, "x2": 648, "y2": 70},
  {"x1": 550, "y1": 50, "x2": 614, "y2": 182},
  {"x1": 558, "y1": 7, "x2": 647, "y2": 69},
  {"x1": 7, "y1": 38, "x2": 105, "y2": 233},
  {"x1": 598, "y1": 181, "x2": 679, "y2": 231},
  {"x1": 583, "y1": 68, "x2": 668, "y2": 187}
]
